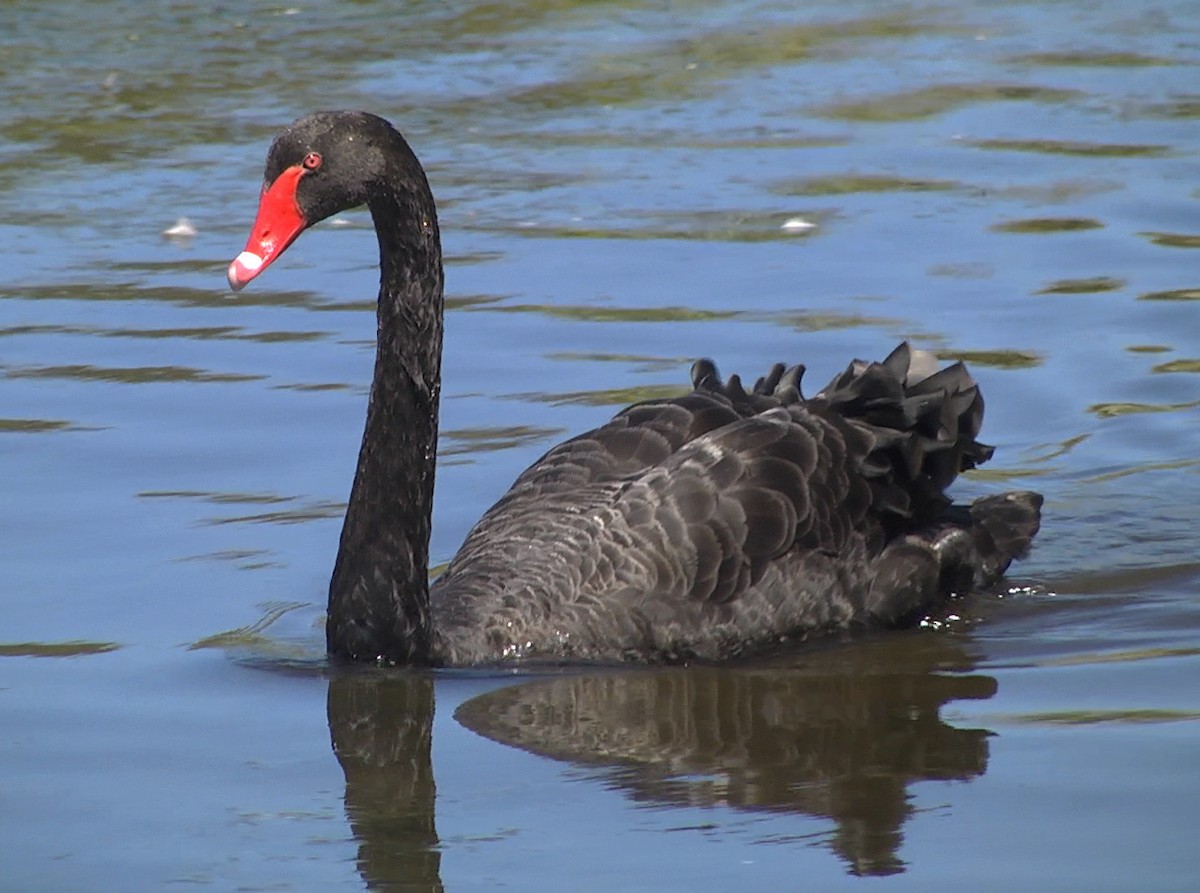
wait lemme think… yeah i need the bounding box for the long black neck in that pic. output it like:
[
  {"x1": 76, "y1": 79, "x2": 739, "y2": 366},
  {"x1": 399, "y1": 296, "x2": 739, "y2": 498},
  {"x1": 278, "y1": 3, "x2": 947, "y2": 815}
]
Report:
[{"x1": 326, "y1": 166, "x2": 444, "y2": 664}]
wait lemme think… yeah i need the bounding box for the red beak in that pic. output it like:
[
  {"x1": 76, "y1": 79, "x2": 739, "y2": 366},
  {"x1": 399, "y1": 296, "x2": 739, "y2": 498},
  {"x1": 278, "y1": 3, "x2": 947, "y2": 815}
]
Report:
[{"x1": 227, "y1": 165, "x2": 308, "y2": 291}]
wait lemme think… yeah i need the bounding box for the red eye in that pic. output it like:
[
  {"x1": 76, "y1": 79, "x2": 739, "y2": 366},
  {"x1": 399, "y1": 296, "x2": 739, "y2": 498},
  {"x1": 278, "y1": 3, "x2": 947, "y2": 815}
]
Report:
[{"x1": 302, "y1": 152, "x2": 322, "y2": 171}]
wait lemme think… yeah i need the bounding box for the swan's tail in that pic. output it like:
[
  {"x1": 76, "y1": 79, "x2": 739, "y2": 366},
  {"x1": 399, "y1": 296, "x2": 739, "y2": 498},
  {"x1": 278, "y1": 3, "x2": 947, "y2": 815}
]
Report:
[
  {"x1": 812, "y1": 342, "x2": 997, "y2": 525},
  {"x1": 805, "y1": 343, "x2": 1044, "y2": 625}
]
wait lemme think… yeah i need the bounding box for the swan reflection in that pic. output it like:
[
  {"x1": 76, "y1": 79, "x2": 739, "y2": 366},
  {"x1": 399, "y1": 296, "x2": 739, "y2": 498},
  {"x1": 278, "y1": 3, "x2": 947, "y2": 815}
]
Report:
[
  {"x1": 327, "y1": 670, "x2": 442, "y2": 893},
  {"x1": 455, "y1": 634, "x2": 995, "y2": 876},
  {"x1": 325, "y1": 633, "x2": 997, "y2": 886}
]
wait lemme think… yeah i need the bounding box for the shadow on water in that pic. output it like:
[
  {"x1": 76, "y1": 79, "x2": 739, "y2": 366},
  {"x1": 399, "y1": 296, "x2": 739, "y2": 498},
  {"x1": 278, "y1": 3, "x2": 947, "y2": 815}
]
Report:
[{"x1": 324, "y1": 633, "x2": 998, "y2": 886}]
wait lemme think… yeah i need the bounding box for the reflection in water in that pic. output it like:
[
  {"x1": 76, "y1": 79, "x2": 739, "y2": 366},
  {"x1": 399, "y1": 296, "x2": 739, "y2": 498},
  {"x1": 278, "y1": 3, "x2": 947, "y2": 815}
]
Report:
[
  {"x1": 456, "y1": 636, "x2": 996, "y2": 876},
  {"x1": 322, "y1": 637, "x2": 996, "y2": 883},
  {"x1": 327, "y1": 671, "x2": 443, "y2": 893}
]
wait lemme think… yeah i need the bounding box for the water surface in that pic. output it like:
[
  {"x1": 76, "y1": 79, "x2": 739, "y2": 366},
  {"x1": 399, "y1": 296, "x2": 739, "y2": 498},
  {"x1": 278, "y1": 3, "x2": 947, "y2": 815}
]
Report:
[{"x1": 2, "y1": 1, "x2": 1198, "y2": 890}]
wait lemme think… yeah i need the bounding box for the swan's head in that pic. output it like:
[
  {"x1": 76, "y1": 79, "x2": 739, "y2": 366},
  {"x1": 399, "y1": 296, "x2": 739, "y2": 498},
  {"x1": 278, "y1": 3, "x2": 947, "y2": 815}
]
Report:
[{"x1": 227, "y1": 111, "x2": 407, "y2": 291}]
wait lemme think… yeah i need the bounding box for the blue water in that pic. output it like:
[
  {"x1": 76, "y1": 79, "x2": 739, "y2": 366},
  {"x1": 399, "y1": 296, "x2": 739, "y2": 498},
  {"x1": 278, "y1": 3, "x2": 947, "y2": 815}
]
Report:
[{"x1": 2, "y1": 1, "x2": 1198, "y2": 889}]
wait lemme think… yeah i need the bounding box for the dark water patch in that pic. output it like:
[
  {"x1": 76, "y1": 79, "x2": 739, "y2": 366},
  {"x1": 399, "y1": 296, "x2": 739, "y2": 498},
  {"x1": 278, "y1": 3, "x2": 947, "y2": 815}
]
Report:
[
  {"x1": 967, "y1": 432, "x2": 1092, "y2": 482},
  {"x1": 1089, "y1": 399, "x2": 1200, "y2": 418},
  {"x1": 108, "y1": 324, "x2": 240, "y2": 340},
  {"x1": 987, "y1": 178, "x2": 1123, "y2": 204},
  {"x1": 1008, "y1": 709, "x2": 1200, "y2": 725},
  {"x1": 1140, "y1": 231, "x2": 1200, "y2": 249},
  {"x1": 1053, "y1": 561, "x2": 1200, "y2": 597},
  {"x1": 0, "y1": 418, "x2": 76, "y2": 433},
  {"x1": 236, "y1": 560, "x2": 283, "y2": 572},
  {"x1": 546, "y1": 352, "x2": 689, "y2": 372},
  {"x1": 3, "y1": 107, "x2": 247, "y2": 171},
  {"x1": 769, "y1": 309, "x2": 902, "y2": 333},
  {"x1": 272, "y1": 381, "x2": 357, "y2": 393},
  {"x1": 816, "y1": 83, "x2": 1081, "y2": 123},
  {"x1": 309, "y1": 300, "x2": 376, "y2": 314},
  {"x1": 967, "y1": 466, "x2": 1055, "y2": 482},
  {"x1": 463, "y1": 209, "x2": 827, "y2": 243},
  {"x1": 445, "y1": 251, "x2": 507, "y2": 267},
  {"x1": 934, "y1": 348, "x2": 1042, "y2": 369},
  {"x1": 1080, "y1": 458, "x2": 1200, "y2": 483},
  {"x1": 0, "y1": 4, "x2": 439, "y2": 175},
  {"x1": 444, "y1": 12, "x2": 945, "y2": 119},
  {"x1": 432, "y1": 0, "x2": 667, "y2": 40},
  {"x1": 1041, "y1": 644, "x2": 1200, "y2": 669},
  {"x1": 446, "y1": 293, "x2": 509, "y2": 311},
  {"x1": 112, "y1": 325, "x2": 328, "y2": 343},
  {"x1": 967, "y1": 137, "x2": 1171, "y2": 157},
  {"x1": 1130, "y1": 96, "x2": 1200, "y2": 120},
  {"x1": 137, "y1": 490, "x2": 345, "y2": 525},
  {"x1": 0, "y1": 640, "x2": 121, "y2": 658},
  {"x1": 1152, "y1": 358, "x2": 1200, "y2": 374},
  {"x1": 1007, "y1": 50, "x2": 1179, "y2": 67},
  {"x1": 0, "y1": 321, "x2": 332, "y2": 344},
  {"x1": 927, "y1": 261, "x2": 995, "y2": 279},
  {"x1": 441, "y1": 425, "x2": 566, "y2": 456},
  {"x1": 200, "y1": 501, "x2": 346, "y2": 527},
  {"x1": 3, "y1": 363, "x2": 263, "y2": 385},
  {"x1": 484, "y1": 128, "x2": 849, "y2": 151},
  {"x1": 232, "y1": 329, "x2": 329, "y2": 344},
  {"x1": 1037, "y1": 276, "x2": 1125, "y2": 295},
  {"x1": 108, "y1": 258, "x2": 234, "y2": 276},
  {"x1": 174, "y1": 548, "x2": 274, "y2": 564},
  {"x1": 0, "y1": 324, "x2": 80, "y2": 338},
  {"x1": 1139, "y1": 288, "x2": 1200, "y2": 302},
  {"x1": 992, "y1": 217, "x2": 1104, "y2": 234},
  {"x1": 516, "y1": 383, "x2": 690, "y2": 407},
  {"x1": 476, "y1": 302, "x2": 741, "y2": 324},
  {"x1": 434, "y1": 165, "x2": 588, "y2": 196},
  {"x1": 189, "y1": 601, "x2": 312, "y2": 652},
  {"x1": 1032, "y1": 433, "x2": 1093, "y2": 463},
  {"x1": 138, "y1": 490, "x2": 297, "y2": 506},
  {"x1": 772, "y1": 173, "x2": 961, "y2": 196},
  {"x1": 2, "y1": 281, "x2": 334, "y2": 312}
]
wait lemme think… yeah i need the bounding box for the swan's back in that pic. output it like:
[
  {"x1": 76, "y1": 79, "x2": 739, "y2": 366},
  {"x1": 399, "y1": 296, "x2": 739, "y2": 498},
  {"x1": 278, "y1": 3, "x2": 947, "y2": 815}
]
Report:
[{"x1": 430, "y1": 343, "x2": 1041, "y2": 664}]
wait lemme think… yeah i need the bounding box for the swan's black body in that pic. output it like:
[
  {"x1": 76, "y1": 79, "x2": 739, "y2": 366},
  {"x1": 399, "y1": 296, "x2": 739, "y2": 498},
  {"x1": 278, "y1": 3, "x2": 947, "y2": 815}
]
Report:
[{"x1": 229, "y1": 111, "x2": 1042, "y2": 666}]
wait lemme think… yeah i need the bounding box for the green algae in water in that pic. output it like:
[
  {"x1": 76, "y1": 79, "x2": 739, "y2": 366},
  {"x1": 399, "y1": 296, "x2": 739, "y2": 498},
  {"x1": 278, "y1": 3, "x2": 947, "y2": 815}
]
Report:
[
  {"x1": 189, "y1": 602, "x2": 310, "y2": 652},
  {"x1": 1139, "y1": 288, "x2": 1200, "y2": 302},
  {"x1": 441, "y1": 424, "x2": 566, "y2": 456},
  {"x1": 934, "y1": 348, "x2": 1042, "y2": 369},
  {"x1": 521, "y1": 383, "x2": 690, "y2": 407},
  {"x1": 0, "y1": 418, "x2": 75, "y2": 433},
  {"x1": 1152, "y1": 359, "x2": 1200, "y2": 374},
  {"x1": 815, "y1": 83, "x2": 1080, "y2": 122},
  {"x1": 967, "y1": 138, "x2": 1171, "y2": 157},
  {"x1": 0, "y1": 640, "x2": 121, "y2": 658},
  {"x1": 1007, "y1": 50, "x2": 1178, "y2": 67},
  {"x1": 1010, "y1": 709, "x2": 1200, "y2": 726},
  {"x1": 4, "y1": 363, "x2": 264, "y2": 384},
  {"x1": 772, "y1": 173, "x2": 961, "y2": 196},
  {"x1": 1089, "y1": 399, "x2": 1200, "y2": 418},
  {"x1": 1140, "y1": 232, "x2": 1200, "y2": 249},
  {"x1": 1037, "y1": 277, "x2": 1125, "y2": 295},
  {"x1": 992, "y1": 217, "x2": 1104, "y2": 234},
  {"x1": 477, "y1": 303, "x2": 741, "y2": 324}
]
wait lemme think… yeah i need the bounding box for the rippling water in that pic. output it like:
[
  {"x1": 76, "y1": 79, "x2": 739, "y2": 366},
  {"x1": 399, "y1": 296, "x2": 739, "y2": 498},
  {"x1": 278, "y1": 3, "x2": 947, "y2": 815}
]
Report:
[{"x1": 2, "y1": 1, "x2": 1198, "y2": 890}]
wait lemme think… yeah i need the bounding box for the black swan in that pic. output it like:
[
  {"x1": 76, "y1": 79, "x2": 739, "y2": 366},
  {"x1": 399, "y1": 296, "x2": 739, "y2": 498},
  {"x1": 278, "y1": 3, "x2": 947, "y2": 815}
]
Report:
[{"x1": 227, "y1": 111, "x2": 1042, "y2": 666}]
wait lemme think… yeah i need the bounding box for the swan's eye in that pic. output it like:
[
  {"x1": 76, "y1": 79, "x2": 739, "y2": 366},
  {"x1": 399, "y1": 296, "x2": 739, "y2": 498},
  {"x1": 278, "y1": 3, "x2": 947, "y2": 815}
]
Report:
[{"x1": 302, "y1": 152, "x2": 323, "y2": 171}]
